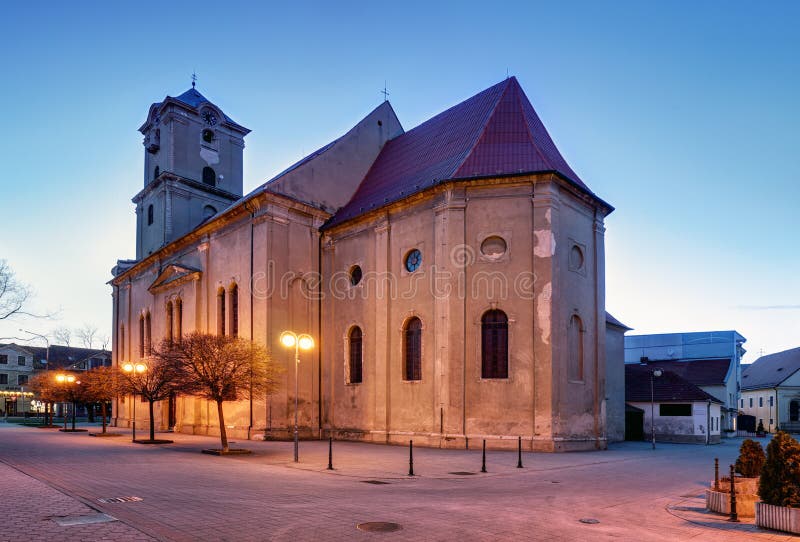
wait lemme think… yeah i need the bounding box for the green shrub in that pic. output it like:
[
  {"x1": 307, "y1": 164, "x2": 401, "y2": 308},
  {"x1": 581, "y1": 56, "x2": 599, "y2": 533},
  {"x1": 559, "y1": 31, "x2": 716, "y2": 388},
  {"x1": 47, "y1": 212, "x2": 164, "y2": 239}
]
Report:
[
  {"x1": 736, "y1": 439, "x2": 766, "y2": 477},
  {"x1": 759, "y1": 431, "x2": 800, "y2": 507}
]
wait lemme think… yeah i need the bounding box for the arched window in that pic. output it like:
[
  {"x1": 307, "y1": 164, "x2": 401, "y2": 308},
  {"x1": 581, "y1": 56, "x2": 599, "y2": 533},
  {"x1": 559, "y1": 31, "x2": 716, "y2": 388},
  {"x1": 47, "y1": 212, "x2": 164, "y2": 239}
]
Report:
[
  {"x1": 153, "y1": 165, "x2": 160, "y2": 180},
  {"x1": 568, "y1": 315, "x2": 584, "y2": 382},
  {"x1": 202, "y1": 167, "x2": 216, "y2": 186},
  {"x1": 138, "y1": 315, "x2": 145, "y2": 358},
  {"x1": 349, "y1": 326, "x2": 363, "y2": 384},
  {"x1": 165, "y1": 301, "x2": 173, "y2": 346},
  {"x1": 147, "y1": 204, "x2": 154, "y2": 225},
  {"x1": 481, "y1": 309, "x2": 508, "y2": 379},
  {"x1": 119, "y1": 324, "x2": 125, "y2": 361},
  {"x1": 145, "y1": 311, "x2": 152, "y2": 355},
  {"x1": 403, "y1": 317, "x2": 422, "y2": 381},
  {"x1": 217, "y1": 288, "x2": 226, "y2": 336},
  {"x1": 230, "y1": 284, "x2": 239, "y2": 337},
  {"x1": 175, "y1": 298, "x2": 183, "y2": 343}
]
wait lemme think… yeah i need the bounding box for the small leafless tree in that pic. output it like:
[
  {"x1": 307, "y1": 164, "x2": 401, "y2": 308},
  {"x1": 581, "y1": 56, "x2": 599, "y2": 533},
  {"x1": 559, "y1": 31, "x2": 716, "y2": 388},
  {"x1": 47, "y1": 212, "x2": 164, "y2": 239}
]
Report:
[
  {"x1": 100, "y1": 336, "x2": 110, "y2": 350},
  {"x1": 155, "y1": 332, "x2": 280, "y2": 452},
  {"x1": 0, "y1": 260, "x2": 33, "y2": 320},
  {"x1": 81, "y1": 367, "x2": 122, "y2": 434},
  {"x1": 52, "y1": 326, "x2": 72, "y2": 347},
  {"x1": 76, "y1": 323, "x2": 98, "y2": 349},
  {"x1": 118, "y1": 357, "x2": 182, "y2": 442}
]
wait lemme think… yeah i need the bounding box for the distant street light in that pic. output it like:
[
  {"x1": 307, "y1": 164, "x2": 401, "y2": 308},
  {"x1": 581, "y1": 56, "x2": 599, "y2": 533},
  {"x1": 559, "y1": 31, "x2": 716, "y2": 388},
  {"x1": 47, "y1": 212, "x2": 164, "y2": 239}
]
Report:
[
  {"x1": 55, "y1": 373, "x2": 78, "y2": 430},
  {"x1": 280, "y1": 331, "x2": 314, "y2": 462},
  {"x1": 649, "y1": 368, "x2": 663, "y2": 450},
  {"x1": 122, "y1": 361, "x2": 148, "y2": 442}
]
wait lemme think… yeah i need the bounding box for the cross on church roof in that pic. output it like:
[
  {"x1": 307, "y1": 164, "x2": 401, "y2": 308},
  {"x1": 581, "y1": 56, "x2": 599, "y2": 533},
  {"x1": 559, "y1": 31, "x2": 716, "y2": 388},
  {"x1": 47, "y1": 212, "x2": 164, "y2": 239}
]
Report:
[
  {"x1": 192, "y1": 71, "x2": 197, "y2": 89},
  {"x1": 380, "y1": 81, "x2": 389, "y2": 102}
]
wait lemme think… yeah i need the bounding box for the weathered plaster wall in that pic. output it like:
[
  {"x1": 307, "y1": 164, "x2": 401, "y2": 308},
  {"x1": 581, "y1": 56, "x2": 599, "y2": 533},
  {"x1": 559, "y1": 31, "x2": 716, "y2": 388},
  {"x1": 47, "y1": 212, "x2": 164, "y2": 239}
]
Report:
[{"x1": 605, "y1": 323, "x2": 627, "y2": 442}]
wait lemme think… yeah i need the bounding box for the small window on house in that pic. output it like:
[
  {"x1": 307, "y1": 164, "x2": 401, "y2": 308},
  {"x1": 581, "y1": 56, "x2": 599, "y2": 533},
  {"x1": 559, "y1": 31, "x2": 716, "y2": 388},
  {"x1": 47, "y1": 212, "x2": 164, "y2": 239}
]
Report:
[
  {"x1": 17, "y1": 356, "x2": 25, "y2": 365},
  {"x1": 217, "y1": 288, "x2": 226, "y2": 336},
  {"x1": 202, "y1": 166, "x2": 216, "y2": 186},
  {"x1": 18, "y1": 374, "x2": 28, "y2": 386},
  {"x1": 0, "y1": 374, "x2": 7, "y2": 385},
  {"x1": 147, "y1": 204, "x2": 154, "y2": 225},
  {"x1": 403, "y1": 317, "x2": 422, "y2": 381},
  {"x1": 770, "y1": 396, "x2": 774, "y2": 407},
  {"x1": 0, "y1": 355, "x2": 6, "y2": 364},
  {"x1": 659, "y1": 404, "x2": 692, "y2": 416},
  {"x1": 749, "y1": 398, "x2": 753, "y2": 408},
  {"x1": 349, "y1": 326, "x2": 363, "y2": 384},
  {"x1": 759, "y1": 397, "x2": 763, "y2": 407},
  {"x1": 481, "y1": 309, "x2": 508, "y2": 379},
  {"x1": 740, "y1": 399, "x2": 744, "y2": 408},
  {"x1": 230, "y1": 284, "x2": 239, "y2": 337}
]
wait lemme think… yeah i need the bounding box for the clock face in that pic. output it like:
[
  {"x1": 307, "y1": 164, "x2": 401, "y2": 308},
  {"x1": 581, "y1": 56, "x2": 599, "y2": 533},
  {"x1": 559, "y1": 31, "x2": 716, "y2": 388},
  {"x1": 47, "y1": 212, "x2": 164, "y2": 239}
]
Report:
[
  {"x1": 405, "y1": 249, "x2": 422, "y2": 273},
  {"x1": 201, "y1": 108, "x2": 218, "y2": 126}
]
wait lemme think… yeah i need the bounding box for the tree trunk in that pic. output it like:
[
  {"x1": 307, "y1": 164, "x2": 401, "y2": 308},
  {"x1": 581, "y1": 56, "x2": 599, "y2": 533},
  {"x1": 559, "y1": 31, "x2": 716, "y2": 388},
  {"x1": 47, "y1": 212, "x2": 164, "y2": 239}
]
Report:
[
  {"x1": 88, "y1": 403, "x2": 95, "y2": 422},
  {"x1": 217, "y1": 400, "x2": 228, "y2": 452},
  {"x1": 101, "y1": 402, "x2": 107, "y2": 433},
  {"x1": 71, "y1": 401, "x2": 76, "y2": 430},
  {"x1": 148, "y1": 399, "x2": 155, "y2": 441}
]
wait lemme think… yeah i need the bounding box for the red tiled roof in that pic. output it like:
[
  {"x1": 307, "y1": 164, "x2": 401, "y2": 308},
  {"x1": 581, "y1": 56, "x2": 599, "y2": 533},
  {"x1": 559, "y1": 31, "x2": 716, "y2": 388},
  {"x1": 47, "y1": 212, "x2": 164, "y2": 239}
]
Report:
[
  {"x1": 626, "y1": 365, "x2": 723, "y2": 403},
  {"x1": 325, "y1": 77, "x2": 598, "y2": 228},
  {"x1": 638, "y1": 358, "x2": 732, "y2": 387}
]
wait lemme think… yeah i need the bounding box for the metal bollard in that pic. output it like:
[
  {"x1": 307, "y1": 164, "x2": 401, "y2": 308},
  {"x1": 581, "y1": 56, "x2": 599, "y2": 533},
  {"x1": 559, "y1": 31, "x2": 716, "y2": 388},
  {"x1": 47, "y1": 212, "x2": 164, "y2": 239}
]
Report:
[
  {"x1": 517, "y1": 436, "x2": 523, "y2": 468},
  {"x1": 729, "y1": 464, "x2": 739, "y2": 522},
  {"x1": 481, "y1": 439, "x2": 487, "y2": 473},
  {"x1": 714, "y1": 458, "x2": 719, "y2": 491},
  {"x1": 327, "y1": 437, "x2": 333, "y2": 470},
  {"x1": 408, "y1": 440, "x2": 414, "y2": 476}
]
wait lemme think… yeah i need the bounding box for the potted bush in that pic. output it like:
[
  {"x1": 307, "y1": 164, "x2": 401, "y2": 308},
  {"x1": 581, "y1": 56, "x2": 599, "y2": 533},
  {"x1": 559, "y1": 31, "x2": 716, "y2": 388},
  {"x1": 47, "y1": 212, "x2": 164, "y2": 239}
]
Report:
[
  {"x1": 756, "y1": 431, "x2": 800, "y2": 533},
  {"x1": 707, "y1": 439, "x2": 763, "y2": 516},
  {"x1": 756, "y1": 420, "x2": 766, "y2": 437}
]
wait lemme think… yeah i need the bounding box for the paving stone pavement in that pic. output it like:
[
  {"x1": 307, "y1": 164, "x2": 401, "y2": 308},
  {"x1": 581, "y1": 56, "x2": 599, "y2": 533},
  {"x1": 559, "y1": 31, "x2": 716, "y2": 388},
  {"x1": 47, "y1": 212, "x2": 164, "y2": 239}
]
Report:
[{"x1": 0, "y1": 423, "x2": 795, "y2": 541}]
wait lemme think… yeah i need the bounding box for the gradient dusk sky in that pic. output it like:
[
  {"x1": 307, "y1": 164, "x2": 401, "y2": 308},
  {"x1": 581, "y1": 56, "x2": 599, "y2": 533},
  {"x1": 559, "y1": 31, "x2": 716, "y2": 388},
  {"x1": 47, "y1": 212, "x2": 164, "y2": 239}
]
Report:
[{"x1": 1, "y1": 1, "x2": 797, "y2": 360}]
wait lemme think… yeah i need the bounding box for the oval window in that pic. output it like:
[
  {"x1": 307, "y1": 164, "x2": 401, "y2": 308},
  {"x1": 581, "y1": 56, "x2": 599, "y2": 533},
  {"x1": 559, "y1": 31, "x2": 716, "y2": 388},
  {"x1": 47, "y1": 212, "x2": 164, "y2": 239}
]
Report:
[
  {"x1": 350, "y1": 265, "x2": 363, "y2": 286},
  {"x1": 480, "y1": 236, "x2": 507, "y2": 259},
  {"x1": 404, "y1": 249, "x2": 422, "y2": 273},
  {"x1": 569, "y1": 245, "x2": 584, "y2": 270}
]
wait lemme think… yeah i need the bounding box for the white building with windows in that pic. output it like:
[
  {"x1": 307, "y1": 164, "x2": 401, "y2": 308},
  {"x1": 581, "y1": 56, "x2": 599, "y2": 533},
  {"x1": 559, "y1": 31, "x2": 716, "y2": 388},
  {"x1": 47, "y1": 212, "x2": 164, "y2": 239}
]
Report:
[{"x1": 740, "y1": 347, "x2": 800, "y2": 433}]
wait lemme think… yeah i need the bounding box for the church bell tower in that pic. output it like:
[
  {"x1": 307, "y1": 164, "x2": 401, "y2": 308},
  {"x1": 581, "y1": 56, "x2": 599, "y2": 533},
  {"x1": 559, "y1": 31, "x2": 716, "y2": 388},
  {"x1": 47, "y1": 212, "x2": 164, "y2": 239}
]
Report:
[{"x1": 133, "y1": 82, "x2": 250, "y2": 259}]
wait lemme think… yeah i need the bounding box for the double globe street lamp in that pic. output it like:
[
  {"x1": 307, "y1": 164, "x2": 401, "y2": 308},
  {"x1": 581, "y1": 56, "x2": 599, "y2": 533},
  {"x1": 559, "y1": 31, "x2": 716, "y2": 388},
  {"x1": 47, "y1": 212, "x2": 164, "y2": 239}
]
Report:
[
  {"x1": 55, "y1": 373, "x2": 77, "y2": 430},
  {"x1": 121, "y1": 361, "x2": 148, "y2": 442},
  {"x1": 280, "y1": 331, "x2": 314, "y2": 462}
]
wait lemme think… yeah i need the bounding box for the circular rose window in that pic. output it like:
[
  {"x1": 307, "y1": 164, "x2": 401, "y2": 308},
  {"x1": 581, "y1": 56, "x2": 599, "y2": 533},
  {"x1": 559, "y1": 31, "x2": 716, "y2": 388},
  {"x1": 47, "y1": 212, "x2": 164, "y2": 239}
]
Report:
[
  {"x1": 404, "y1": 249, "x2": 422, "y2": 272},
  {"x1": 480, "y1": 236, "x2": 507, "y2": 259}
]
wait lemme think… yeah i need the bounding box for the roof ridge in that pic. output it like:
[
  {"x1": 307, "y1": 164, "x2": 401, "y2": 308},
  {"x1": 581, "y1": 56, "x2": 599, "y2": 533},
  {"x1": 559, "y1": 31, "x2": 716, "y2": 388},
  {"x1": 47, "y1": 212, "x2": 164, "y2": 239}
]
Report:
[{"x1": 514, "y1": 80, "x2": 556, "y2": 172}]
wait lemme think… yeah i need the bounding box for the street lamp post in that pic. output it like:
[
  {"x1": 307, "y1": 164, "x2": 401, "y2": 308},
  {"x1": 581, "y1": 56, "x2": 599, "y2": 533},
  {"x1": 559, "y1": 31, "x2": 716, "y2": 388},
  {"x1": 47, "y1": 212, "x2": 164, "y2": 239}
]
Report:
[
  {"x1": 649, "y1": 368, "x2": 663, "y2": 450},
  {"x1": 121, "y1": 361, "x2": 148, "y2": 443},
  {"x1": 280, "y1": 331, "x2": 314, "y2": 462},
  {"x1": 55, "y1": 373, "x2": 77, "y2": 430}
]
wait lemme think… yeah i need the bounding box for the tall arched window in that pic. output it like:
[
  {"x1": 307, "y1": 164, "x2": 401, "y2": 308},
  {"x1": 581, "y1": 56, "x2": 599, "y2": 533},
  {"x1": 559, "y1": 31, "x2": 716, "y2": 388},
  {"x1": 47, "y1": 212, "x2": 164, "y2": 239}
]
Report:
[
  {"x1": 403, "y1": 317, "x2": 422, "y2": 381},
  {"x1": 175, "y1": 297, "x2": 183, "y2": 343},
  {"x1": 165, "y1": 301, "x2": 174, "y2": 346},
  {"x1": 138, "y1": 315, "x2": 145, "y2": 358},
  {"x1": 202, "y1": 167, "x2": 216, "y2": 186},
  {"x1": 119, "y1": 324, "x2": 125, "y2": 361},
  {"x1": 349, "y1": 326, "x2": 363, "y2": 384},
  {"x1": 147, "y1": 204, "x2": 154, "y2": 225},
  {"x1": 145, "y1": 311, "x2": 152, "y2": 355},
  {"x1": 568, "y1": 314, "x2": 584, "y2": 382},
  {"x1": 230, "y1": 284, "x2": 239, "y2": 337},
  {"x1": 217, "y1": 288, "x2": 226, "y2": 336},
  {"x1": 481, "y1": 309, "x2": 508, "y2": 379}
]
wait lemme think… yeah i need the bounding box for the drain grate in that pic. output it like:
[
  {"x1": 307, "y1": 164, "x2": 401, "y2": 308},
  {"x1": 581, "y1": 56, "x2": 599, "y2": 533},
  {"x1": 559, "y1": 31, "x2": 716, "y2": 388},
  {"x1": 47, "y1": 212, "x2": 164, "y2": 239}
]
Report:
[
  {"x1": 357, "y1": 522, "x2": 402, "y2": 533},
  {"x1": 448, "y1": 471, "x2": 476, "y2": 476},
  {"x1": 53, "y1": 513, "x2": 116, "y2": 526},
  {"x1": 579, "y1": 518, "x2": 600, "y2": 524},
  {"x1": 97, "y1": 496, "x2": 143, "y2": 503},
  {"x1": 361, "y1": 480, "x2": 391, "y2": 485}
]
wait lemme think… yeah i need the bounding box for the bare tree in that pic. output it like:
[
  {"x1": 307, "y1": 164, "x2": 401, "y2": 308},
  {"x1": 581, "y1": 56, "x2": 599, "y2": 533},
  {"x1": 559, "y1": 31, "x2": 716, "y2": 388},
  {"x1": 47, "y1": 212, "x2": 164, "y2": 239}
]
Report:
[
  {"x1": 52, "y1": 326, "x2": 72, "y2": 347},
  {"x1": 0, "y1": 260, "x2": 32, "y2": 320},
  {"x1": 100, "y1": 335, "x2": 110, "y2": 350},
  {"x1": 118, "y1": 357, "x2": 182, "y2": 442},
  {"x1": 76, "y1": 323, "x2": 98, "y2": 349},
  {"x1": 81, "y1": 366, "x2": 122, "y2": 434},
  {"x1": 155, "y1": 332, "x2": 280, "y2": 453}
]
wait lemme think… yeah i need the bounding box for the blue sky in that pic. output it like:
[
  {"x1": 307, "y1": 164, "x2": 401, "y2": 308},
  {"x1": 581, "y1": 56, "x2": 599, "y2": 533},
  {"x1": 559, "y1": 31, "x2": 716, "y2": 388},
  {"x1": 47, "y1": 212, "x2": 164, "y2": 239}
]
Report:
[{"x1": 0, "y1": 1, "x2": 797, "y2": 360}]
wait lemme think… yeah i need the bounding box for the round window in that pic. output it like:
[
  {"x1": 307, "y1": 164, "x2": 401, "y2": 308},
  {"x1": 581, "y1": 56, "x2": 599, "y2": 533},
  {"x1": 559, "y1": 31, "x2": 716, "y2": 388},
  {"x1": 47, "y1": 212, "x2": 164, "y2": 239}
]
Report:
[
  {"x1": 480, "y1": 236, "x2": 507, "y2": 259},
  {"x1": 350, "y1": 265, "x2": 363, "y2": 286},
  {"x1": 202, "y1": 129, "x2": 214, "y2": 143},
  {"x1": 569, "y1": 245, "x2": 584, "y2": 270},
  {"x1": 404, "y1": 249, "x2": 422, "y2": 273}
]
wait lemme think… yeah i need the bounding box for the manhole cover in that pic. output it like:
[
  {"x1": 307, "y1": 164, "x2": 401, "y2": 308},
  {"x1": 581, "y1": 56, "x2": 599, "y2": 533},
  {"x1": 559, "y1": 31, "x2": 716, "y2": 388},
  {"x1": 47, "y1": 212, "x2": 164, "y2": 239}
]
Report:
[
  {"x1": 579, "y1": 518, "x2": 600, "y2": 524},
  {"x1": 448, "y1": 471, "x2": 476, "y2": 476},
  {"x1": 361, "y1": 480, "x2": 391, "y2": 485},
  {"x1": 53, "y1": 513, "x2": 116, "y2": 526},
  {"x1": 97, "y1": 496, "x2": 143, "y2": 503},
  {"x1": 357, "y1": 522, "x2": 402, "y2": 533}
]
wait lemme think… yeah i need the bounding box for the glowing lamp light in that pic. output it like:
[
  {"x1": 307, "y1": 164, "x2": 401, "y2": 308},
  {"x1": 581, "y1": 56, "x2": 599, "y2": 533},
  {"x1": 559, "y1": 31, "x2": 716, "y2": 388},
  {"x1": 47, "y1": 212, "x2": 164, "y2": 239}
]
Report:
[
  {"x1": 135, "y1": 363, "x2": 147, "y2": 374},
  {"x1": 298, "y1": 335, "x2": 314, "y2": 351},
  {"x1": 280, "y1": 331, "x2": 297, "y2": 348},
  {"x1": 122, "y1": 362, "x2": 134, "y2": 373},
  {"x1": 55, "y1": 374, "x2": 66, "y2": 383}
]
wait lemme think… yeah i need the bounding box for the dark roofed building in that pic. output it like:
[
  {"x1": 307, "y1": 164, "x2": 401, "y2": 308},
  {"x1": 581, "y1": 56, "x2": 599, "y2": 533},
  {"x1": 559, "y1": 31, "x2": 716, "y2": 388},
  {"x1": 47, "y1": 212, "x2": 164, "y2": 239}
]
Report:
[
  {"x1": 739, "y1": 347, "x2": 800, "y2": 433},
  {"x1": 625, "y1": 365, "x2": 722, "y2": 444}
]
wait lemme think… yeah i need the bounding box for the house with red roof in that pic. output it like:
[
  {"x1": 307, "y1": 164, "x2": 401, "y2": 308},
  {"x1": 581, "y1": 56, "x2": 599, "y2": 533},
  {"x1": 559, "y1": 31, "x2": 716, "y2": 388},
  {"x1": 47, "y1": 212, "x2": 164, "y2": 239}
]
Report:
[{"x1": 111, "y1": 77, "x2": 614, "y2": 451}]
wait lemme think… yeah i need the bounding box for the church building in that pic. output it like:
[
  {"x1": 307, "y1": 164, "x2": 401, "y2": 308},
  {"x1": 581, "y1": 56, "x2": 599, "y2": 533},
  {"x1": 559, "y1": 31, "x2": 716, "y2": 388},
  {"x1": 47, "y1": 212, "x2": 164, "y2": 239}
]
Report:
[{"x1": 111, "y1": 77, "x2": 614, "y2": 451}]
